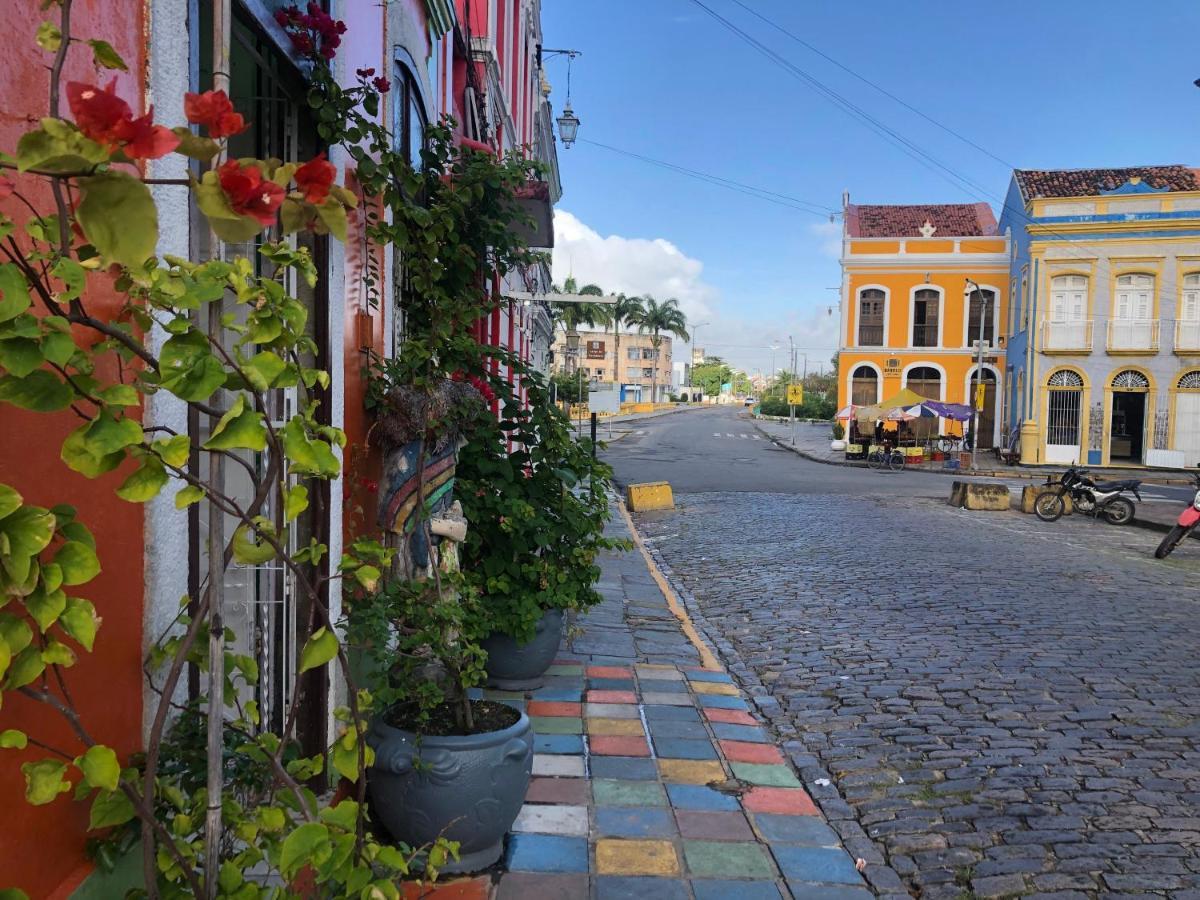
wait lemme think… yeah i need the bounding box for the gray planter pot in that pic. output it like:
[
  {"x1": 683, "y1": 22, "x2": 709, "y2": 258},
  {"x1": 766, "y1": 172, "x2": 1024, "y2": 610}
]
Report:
[
  {"x1": 368, "y1": 709, "x2": 533, "y2": 874},
  {"x1": 481, "y1": 608, "x2": 564, "y2": 691}
]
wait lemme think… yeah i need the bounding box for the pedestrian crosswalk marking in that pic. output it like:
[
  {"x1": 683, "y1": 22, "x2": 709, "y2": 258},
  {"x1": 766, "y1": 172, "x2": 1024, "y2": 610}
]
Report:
[{"x1": 711, "y1": 432, "x2": 763, "y2": 440}]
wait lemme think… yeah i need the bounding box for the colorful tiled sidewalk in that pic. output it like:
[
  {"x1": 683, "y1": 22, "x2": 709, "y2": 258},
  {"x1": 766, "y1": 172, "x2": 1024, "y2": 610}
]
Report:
[{"x1": 414, "y1": 508, "x2": 870, "y2": 899}]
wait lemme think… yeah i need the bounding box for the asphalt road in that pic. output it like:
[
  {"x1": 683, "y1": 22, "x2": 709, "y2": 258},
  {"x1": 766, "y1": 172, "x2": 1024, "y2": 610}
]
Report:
[{"x1": 603, "y1": 405, "x2": 1200, "y2": 897}]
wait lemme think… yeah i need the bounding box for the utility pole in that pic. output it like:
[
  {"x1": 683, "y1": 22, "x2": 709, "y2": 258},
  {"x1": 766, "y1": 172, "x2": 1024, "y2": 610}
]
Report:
[
  {"x1": 966, "y1": 278, "x2": 987, "y2": 471},
  {"x1": 788, "y1": 335, "x2": 796, "y2": 446}
]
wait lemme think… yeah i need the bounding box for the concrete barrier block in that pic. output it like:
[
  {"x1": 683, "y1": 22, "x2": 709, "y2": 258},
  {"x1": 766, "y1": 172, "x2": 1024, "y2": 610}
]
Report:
[
  {"x1": 626, "y1": 481, "x2": 674, "y2": 511},
  {"x1": 949, "y1": 481, "x2": 1010, "y2": 511},
  {"x1": 1021, "y1": 484, "x2": 1073, "y2": 514}
]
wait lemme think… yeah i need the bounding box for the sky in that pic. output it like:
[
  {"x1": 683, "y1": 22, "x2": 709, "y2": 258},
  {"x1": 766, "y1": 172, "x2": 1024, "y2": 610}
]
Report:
[{"x1": 541, "y1": 0, "x2": 1200, "y2": 377}]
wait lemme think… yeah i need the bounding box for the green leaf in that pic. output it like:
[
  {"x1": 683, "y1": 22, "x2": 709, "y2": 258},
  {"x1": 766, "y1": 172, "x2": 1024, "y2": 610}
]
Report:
[
  {"x1": 330, "y1": 732, "x2": 374, "y2": 782},
  {"x1": 26, "y1": 585, "x2": 66, "y2": 632},
  {"x1": 0, "y1": 889, "x2": 30, "y2": 900},
  {"x1": 0, "y1": 505, "x2": 55, "y2": 583},
  {"x1": 41, "y1": 639, "x2": 74, "y2": 666},
  {"x1": 35, "y1": 20, "x2": 62, "y2": 50},
  {"x1": 0, "y1": 484, "x2": 21, "y2": 520},
  {"x1": 278, "y1": 822, "x2": 331, "y2": 877},
  {"x1": 61, "y1": 424, "x2": 125, "y2": 478},
  {"x1": 54, "y1": 541, "x2": 101, "y2": 586},
  {"x1": 193, "y1": 170, "x2": 264, "y2": 243},
  {"x1": 281, "y1": 418, "x2": 339, "y2": 477},
  {"x1": 59, "y1": 597, "x2": 99, "y2": 652},
  {"x1": 243, "y1": 350, "x2": 287, "y2": 390},
  {"x1": 40, "y1": 332, "x2": 76, "y2": 367},
  {"x1": 87, "y1": 39, "x2": 128, "y2": 71},
  {"x1": 231, "y1": 523, "x2": 275, "y2": 564},
  {"x1": 76, "y1": 744, "x2": 120, "y2": 791},
  {"x1": 171, "y1": 127, "x2": 219, "y2": 162},
  {"x1": 314, "y1": 198, "x2": 349, "y2": 242},
  {"x1": 0, "y1": 614, "x2": 34, "y2": 656},
  {"x1": 353, "y1": 565, "x2": 380, "y2": 592},
  {"x1": 7, "y1": 645, "x2": 44, "y2": 688},
  {"x1": 284, "y1": 485, "x2": 308, "y2": 523},
  {"x1": 16, "y1": 120, "x2": 108, "y2": 174},
  {"x1": 50, "y1": 257, "x2": 86, "y2": 303},
  {"x1": 0, "y1": 264, "x2": 32, "y2": 323},
  {"x1": 151, "y1": 434, "x2": 190, "y2": 467},
  {"x1": 157, "y1": 330, "x2": 226, "y2": 401},
  {"x1": 0, "y1": 370, "x2": 71, "y2": 411},
  {"x1": 203, "y1": 396, "x2": 267, "y2": 451},
  {"x1": 115, "y1": 456, "x2": 168, "y2": 502},
  {"x1": 22, "y1": 759, "x2": 71, "y2": 805},
  {"x1": 76, "y1": 172, "x2": 158, "y2": 268},
  {"x1": 84, "y1": 411, "x2": 143, "y2": 456},
  {"x1": 40, "y1": 562, "x2": 63, "y2": 593},
  {"x1": 97, "y1": 384, "x2": 138, "y2": 407},
  {"x1": 0, "y1": 338, "x2": 43, "y2": 377},
  {"x1": 298, "y1": 627, "x2": 337, "y2": 673},
  {"x1": 89, "y1": 788, "x2": 135, "y2": 829},
  {"x1": 173, "y1": 485, "x2": 204, "y2": 509},
  {"x1": 0, "y1": 729, "x2": 27, "y2": 749},
  {"x1": 279, "y1": 198, "x2": 308, "y2": 236}
]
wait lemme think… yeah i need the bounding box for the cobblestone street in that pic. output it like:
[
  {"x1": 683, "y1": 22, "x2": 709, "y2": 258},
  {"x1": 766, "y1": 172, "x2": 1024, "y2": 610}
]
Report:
[{"x1": 634, "y1": 484, "x2": 1200, "y2": 897}]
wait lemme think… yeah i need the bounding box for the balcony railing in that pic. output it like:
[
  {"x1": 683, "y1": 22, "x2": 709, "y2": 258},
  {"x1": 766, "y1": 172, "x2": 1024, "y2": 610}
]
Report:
[
  {"x1": 1107, "y1": 319, "x2": 1159, "y2": 352},
  {"x1": 1176, "y1": 320, "x2": 1200, "y2": 353},
  {"x1": 1040, "y1": 319, "x2": 1093, "y2": 352},
  {"x1": 857, "y1": 324, "x2": 884, "y2": 346},
  {"x1": 911, "y1": 323, "x2": 939, "y2": 347}
]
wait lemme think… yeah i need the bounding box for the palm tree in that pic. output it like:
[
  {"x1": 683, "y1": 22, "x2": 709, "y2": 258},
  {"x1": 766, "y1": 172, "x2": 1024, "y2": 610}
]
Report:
[
  {"x1": 605, "y1": 294, "x2": 645, "y2": 388},
  {"x1": 633, "y1": 297, "x2": 689, "y2": 402}
]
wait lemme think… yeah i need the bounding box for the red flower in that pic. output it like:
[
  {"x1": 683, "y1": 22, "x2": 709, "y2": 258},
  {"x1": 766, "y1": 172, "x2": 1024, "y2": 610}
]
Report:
[
  {"x1": 294, "y1": 153, "x2": 336, "y2": 205},
  {"x1": 372, "y1": 76, "x2": 391, "y2": 94},
  {"x1": 356, "y1": 67, "x2": 375, "y2": 78},
  {"x1": 67, "y1": 79, "x2": 132, "y2": 149},
  {"x1": 184, "y1": 90, "x2": 248, "y2": 139},
  {"x1": 112, "y1": 111, "x2": 180, "y2": 160},
  {"x1": 218, "y1": 160, "x2": 285, "y2": 226}
]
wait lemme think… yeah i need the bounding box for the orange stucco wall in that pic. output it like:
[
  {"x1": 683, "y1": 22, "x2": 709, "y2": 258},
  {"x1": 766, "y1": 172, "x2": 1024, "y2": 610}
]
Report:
[{"x1": 0, "y1": 3, "x2": 148, "y2": 896}]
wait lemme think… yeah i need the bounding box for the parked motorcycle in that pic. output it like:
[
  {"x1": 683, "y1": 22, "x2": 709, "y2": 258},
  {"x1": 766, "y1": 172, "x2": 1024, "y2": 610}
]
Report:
[
  {"x1": 1154, "y1": 472, "x2": 1200, "y2": 559},
  {"x1": 1034, "y1": 467, "x2": 1140, "y2": 525}
]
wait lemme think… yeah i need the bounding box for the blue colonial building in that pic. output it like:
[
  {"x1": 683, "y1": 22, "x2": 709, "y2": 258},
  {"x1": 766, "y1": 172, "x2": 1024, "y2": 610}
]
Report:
[{"x1": 1000, "y1": 166, "x2": 1200, "y2": 468}]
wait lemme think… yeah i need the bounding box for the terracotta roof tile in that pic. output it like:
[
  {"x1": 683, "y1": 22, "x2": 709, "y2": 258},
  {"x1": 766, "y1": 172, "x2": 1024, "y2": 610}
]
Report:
[
  {"x1": 1015, "y1": 165, "x2": 1199, "y2": 200},
  {"x1": 845, "y1": 202, "x2": 996, "y2": 238}
]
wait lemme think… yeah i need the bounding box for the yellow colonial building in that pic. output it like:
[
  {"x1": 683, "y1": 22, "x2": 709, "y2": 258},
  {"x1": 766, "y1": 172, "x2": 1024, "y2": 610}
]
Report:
[{"x1": 836, "y1": 200, "x2": 1010, "y2": 447}]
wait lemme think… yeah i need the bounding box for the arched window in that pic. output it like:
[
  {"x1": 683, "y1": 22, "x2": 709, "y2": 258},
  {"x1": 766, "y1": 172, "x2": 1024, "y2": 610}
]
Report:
[
  {"x1": 967, "y1": 288, "x2": 996, "y2": 345},
  {"x1": 1178, "y1": 370, "x2": 1200, "y2": 390},
  {"x1": 393, "y1": 62, "x2": 428, "y2": 169},
  {"x1": 912, "y1": 290, "x2": 940, "y2": 347},
  {"x1": 850, "y1": 365, "x2": 879, "y2": 405},
  {"x1": 857, "y1": 290, "x2": 884, "y2": 346},
  {"x1": 1048, "y1": 369, "x2": 1084, "y2": 388},
  {"x1": 1112, "y1": 369, "x2": 1150, "y2": 390},
  {"x1": 906, "y1": 366, "x2": 941, "y2": 400},
  {"x1": 1047, "y1": 369, "x2": 1084, "y2": 453}
]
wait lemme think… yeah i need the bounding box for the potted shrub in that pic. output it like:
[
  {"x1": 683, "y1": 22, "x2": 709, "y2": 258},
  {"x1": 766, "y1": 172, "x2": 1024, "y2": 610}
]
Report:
[
  {"x1": 351, "y1": 379, "x2": 533, "y2": 874},
  {"x1": 456, "y1": 362, "x2": 623, "y2": 690},
  {"x1": 830, "y1": 421, "x2": 847, "y2": 451}
]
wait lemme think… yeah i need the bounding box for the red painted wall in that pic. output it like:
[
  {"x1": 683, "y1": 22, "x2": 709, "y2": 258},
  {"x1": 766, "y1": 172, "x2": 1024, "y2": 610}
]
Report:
[{"x1": 0, "y1": 2, "x2": 148, "y2": 896}]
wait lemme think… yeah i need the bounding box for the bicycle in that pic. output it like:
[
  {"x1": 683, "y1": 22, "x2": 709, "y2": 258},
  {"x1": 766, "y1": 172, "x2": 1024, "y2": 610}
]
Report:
[{"x1": 866, "y1": 444, "x2": 906, "y2": 471}]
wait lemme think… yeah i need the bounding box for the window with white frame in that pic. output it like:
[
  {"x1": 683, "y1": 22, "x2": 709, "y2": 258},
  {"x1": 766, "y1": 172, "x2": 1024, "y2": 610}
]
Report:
[
  {"x1": 1115, "y1": 273, "x2": 1153, "y2": 321},
  {"x1": 967, "y1": 288, "x2": 996, "y2": 345}
]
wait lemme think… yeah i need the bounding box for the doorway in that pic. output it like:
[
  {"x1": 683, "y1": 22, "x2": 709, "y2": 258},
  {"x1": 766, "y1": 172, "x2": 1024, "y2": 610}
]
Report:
[
  {"x1": 1109, "y1": 392, "x2": 1146, "y2": 463},
  {"x1": 968, "y1": 369, "x2": 997, "y2": 449}
]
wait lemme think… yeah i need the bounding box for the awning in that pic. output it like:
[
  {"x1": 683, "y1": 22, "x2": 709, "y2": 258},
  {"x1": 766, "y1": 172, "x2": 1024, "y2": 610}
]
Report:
[
  {"x1": 921, "y1": 400, "x2": 974, "y2": 421},
  {"x1": 854, "y1": 388, "x2": 929, "y2": 421}
]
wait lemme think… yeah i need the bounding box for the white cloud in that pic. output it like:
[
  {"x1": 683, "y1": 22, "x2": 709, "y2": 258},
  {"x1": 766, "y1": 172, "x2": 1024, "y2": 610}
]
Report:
[
  {"x1": 552, "y1": 210, "x2": 840, "y2": 376},
  {"x1": 810, "y1": 220, "x2": 842, "y2": 258}
]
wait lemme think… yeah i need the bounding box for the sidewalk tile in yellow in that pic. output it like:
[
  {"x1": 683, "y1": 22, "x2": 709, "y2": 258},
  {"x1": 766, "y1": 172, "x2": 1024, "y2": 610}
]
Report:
[
  {"x1": 659, "y1": 759, "x2": 726, "y2": 784},
  {"x1": 586, "y1": 718, "x2": 645, "y2": 736},
  {"x1": 595, "y1": 839, "x2": 680, "y2": 876},
  {"x1": 692, "y1": 682, "x2": 739, "y2": 696}
]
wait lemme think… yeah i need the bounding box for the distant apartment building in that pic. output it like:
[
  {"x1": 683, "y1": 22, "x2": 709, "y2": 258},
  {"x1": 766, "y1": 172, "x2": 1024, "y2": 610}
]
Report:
[{"x1": 551, "y1": 329, "x2": 674, "y2": 402}]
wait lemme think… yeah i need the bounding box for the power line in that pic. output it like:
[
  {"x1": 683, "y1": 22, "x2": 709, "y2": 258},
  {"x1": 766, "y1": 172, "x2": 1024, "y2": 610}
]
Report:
[{"x1": 578, "y1": 137, "x2": 835, "y2": 217}]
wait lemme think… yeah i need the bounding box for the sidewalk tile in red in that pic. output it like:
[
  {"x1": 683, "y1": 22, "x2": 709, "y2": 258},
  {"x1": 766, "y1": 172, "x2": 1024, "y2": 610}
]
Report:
[
  {"x1": 591, "y1": 735, "x2": 651, "y2": 757},
  {"x1": 587, "y1": 690, "x2": 636, "y2": 704},
  {"x1": 587, "y1": 665, "x2": 633, "y2": 678},
  {"x1": 526, "y1": 777, "x2": 590, "y2": 805},
  {"x1": 675, "y1": 810, "x2": 754, "y2": 840},
  {"x1": 401, "y1": 875, "x2": 489, "y2": 899},
  {"x1": 527, "y1": 701, "x2": 583, "y2": 718},
  {"x1": 719, "y1": 740, "x2": 785, "y2": 764},
  {"x1": 496, "y1": 872, "x2": 589, "y2": 900},
  {"x1": 741, "y1": 787, "x2": 818, "y2": 816},
  {"x1": 703, "y1": 708, "x2": 757, "y2": 726}
]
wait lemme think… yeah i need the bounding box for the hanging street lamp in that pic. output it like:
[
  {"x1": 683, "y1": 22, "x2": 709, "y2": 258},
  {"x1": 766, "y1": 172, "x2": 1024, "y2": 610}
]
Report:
[{"x1": 541, "y1": 47, "x2": 582, "y2": 149}]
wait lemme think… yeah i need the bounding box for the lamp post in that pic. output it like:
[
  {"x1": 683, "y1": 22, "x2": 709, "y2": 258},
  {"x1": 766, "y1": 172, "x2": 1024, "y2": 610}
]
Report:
[
  {"x1": 689, "y1": 321, "x2": 708, "y2": 393},
  {"x1": 966, "y1": 278, "x2": 987, "y2": 471}
]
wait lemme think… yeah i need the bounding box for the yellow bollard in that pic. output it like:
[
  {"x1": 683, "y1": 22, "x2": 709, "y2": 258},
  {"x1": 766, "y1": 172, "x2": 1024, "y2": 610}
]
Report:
[{"x1": 626, "y1": 481, "x2": 675, "y2": 511}]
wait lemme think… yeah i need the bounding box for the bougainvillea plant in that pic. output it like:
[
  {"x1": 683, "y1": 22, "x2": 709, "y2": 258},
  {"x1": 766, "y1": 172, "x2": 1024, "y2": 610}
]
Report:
[{"x1": 0, "y1": 1, "x2": 471, "y2": 896}]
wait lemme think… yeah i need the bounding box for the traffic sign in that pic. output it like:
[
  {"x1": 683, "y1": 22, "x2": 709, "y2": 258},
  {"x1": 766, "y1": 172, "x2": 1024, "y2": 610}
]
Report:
[{"x1": 787, "y1": 385, "x2": 804, "y2": 405}]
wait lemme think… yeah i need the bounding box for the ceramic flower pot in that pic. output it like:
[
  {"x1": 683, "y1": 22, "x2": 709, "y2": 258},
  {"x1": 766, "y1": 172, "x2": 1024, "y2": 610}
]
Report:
[
  {"x1": 830, "y1": 439, "x2": 847, "y2": 451},
  {"x1": 481, "y1": 608, "x2": 564, "y2": 691},
  {"x1": 368, "y1": 710, "x2": 533, "y2": 874}
]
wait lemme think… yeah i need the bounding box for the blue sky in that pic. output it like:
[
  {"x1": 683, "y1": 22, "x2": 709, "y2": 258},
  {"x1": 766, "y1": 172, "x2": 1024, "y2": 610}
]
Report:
[{"x1": 542, "y1": 0, "x2": 1200, "y2": 376}]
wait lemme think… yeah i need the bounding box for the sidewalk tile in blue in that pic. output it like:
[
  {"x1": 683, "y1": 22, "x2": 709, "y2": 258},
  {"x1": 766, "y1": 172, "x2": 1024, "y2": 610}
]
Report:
[
  {"x1": 692, "y1": 881, "x2": 782, "y2": 900},
  {"x1": 595, "y1": 877, "x2": 689, "y2": 900},
  {"x1": 531, "y1": 686, "x2": 583, "y2": 702},
  {"x1": 646, "y1": 720, "x2": 708, "y2": 739},
  {"x1": 643, "y1": 705, "x2": 701, "y2": 722},
  {"x1": 786, "y1": 884, "x2": 873, "y2": 900},
  {"x1": 686, "y1": 671, "x2": 735, "y2": 684},
  {"x1": 595, "y1": 807, "x2": 676, "y2": 838},
  {"x1": 665, "y1": 783, "x2": 739, "y2": 811},
  {"x1": 590, "y1": 757, "x2": 658, "y2": 781},
  {"x1": 534, "y1": 733, "x2": 584, "y2": 754},
  {"x1": 754, "y1": 815, "x2": 840, "y2": 845},
  {"x1": 697, "y1": 695, "x2": 749, "y2": 710},
  {"x1": 638, "y1": 679, "x2": 688, "y2": 694},
  {"x1": 711, "y1": 724, "x2": 769, "y2": 743},
  {"x1": 652, "y1": 738, "x2": 718, "y2": 760},
  {"x1": 772, "y1": 846, "x2": 864, "y2": 885},
  {"x1": 505, "y1": 834, "x2": 589, "y2": 873}
]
